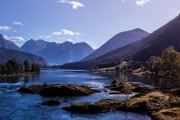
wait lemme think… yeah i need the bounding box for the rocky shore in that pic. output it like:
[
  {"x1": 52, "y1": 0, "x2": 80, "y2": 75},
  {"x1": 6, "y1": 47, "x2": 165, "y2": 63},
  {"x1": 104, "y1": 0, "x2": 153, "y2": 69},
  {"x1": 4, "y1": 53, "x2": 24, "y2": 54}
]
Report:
[
  {"x1": 63, "y1": 81, "x2": 180, "y2": 120},
  {"x1": 17, "y1": 81, "x2": 180, "y2": 120}
]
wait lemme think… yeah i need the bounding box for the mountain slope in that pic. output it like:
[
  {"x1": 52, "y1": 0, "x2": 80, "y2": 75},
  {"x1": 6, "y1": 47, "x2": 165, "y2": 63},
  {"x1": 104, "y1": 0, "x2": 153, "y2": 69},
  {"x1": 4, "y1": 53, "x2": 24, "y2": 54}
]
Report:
[
  {"x1": 21, "y1": 40, "x2": 94, "y2": 65},
  {"x1": 61, "y1": 14, "x2": 180, "y2": 69},
  {"x1": 0, "y1": 34, "x2": 19, "y2": 50},
  {"x1": 0, "y1": 47, "x2": 47, "y2": 65},
  {"x1": 82, "y1": 28, "x2": 149, "y2": 61}
]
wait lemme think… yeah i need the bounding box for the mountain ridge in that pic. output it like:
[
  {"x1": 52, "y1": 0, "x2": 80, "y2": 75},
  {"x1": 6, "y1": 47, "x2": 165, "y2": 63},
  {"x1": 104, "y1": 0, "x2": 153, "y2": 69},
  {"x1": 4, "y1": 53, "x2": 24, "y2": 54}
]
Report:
[
  {"x1": 61, "y1": 14, "x2": 180, "y2": 69},
  {"x1": 0, "y1": 34, "x2": 20, "y2": 50},
  {"x1": 81, "y1": 28, "x2": 149, "y2": 61},
  {"x1": 21, "y1": 40, "x2": 94, "y2": 65}
]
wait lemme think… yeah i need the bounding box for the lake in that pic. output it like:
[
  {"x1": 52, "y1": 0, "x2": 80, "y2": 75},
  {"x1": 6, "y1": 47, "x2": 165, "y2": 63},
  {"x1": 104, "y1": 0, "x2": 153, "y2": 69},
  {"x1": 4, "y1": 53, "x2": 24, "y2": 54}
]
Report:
[{"x1": 0, "y1": 69, "x2": 152, "y2": 120}]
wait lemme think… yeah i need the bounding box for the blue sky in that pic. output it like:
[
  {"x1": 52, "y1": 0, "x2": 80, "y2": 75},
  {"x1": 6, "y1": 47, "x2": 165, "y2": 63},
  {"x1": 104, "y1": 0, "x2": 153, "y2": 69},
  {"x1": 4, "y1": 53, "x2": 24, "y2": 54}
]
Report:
[{"x1": 0, "y1": 0, "x2": 180, "y2": 48}]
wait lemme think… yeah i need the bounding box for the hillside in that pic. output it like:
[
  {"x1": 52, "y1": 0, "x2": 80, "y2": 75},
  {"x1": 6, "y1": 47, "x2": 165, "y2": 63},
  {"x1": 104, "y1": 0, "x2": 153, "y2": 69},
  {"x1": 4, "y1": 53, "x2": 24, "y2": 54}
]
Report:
[
  {"x1": 0, "y1": 34, "x2": 19, "y2": 50},
  {"x1": 0, "y1": 48, "x2": 47, "y2": 65},
  {"x1": 61, "y1": 14, "x2": 180, "y2": 69},
  {"x1": 82, "y1": 28, "x2": 149, "y2": 61}
]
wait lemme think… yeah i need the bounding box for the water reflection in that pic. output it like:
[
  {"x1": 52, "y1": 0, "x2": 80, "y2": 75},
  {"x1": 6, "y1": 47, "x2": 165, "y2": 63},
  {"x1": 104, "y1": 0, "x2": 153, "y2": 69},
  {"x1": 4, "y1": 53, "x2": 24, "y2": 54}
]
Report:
[
  {"x1": 0, "y1": 76, "x2": 22, "y2": 83},
  {"x1": 100, "y1": 71, "x2": 180, "y2": 90},
  {"x1": 0, "y1": 75, "x2": 40, "y2": 85}
]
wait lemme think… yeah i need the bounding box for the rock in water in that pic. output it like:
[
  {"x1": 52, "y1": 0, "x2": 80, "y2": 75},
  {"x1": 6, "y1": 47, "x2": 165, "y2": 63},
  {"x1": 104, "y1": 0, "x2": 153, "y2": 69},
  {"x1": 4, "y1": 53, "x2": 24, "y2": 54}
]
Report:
[
  {"x1": 41, "y1": 100, "x2": 61, "y2": 106},
  {"x1": 40, "y1": 84, "x2": 98, "y2": 96}
]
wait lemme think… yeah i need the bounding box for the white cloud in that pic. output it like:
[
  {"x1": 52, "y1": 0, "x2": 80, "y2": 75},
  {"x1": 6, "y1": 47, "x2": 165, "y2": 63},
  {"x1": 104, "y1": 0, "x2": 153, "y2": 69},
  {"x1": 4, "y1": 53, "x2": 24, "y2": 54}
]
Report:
[
  {"x1": 12, "y1": 21, "x2": 24, "y2": 26},
  {"x1": 0, "y1": 26, "x2": 11, "y2": 31},
  {"x1": 121, "y1": 0, "x2": 150, "y2": 6},
  {"x1": 3, "y1": 35, "x2": 25, "y2": 42},
  {"x1": 136, "y1": 0, "x2": 149, "y2": 6},
  {"x1": 52, "y1": 29, "x2": 80, "y2": 36},
  {"x1": 67, "y1": 39, "x2": 73, "y2": 42},
  {"x1": 45, "y1": 36, "x2": 52, "y2": 38},
  {"x1": 57, "y1": 0, "x2": 85, "y2": 9}
]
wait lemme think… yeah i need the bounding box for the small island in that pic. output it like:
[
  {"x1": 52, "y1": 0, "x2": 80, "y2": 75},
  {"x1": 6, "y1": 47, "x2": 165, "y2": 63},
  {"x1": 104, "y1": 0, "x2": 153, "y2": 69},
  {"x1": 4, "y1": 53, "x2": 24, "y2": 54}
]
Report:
[{"x1": 0, "y1": 58, "x2": 41, "y2": 76}]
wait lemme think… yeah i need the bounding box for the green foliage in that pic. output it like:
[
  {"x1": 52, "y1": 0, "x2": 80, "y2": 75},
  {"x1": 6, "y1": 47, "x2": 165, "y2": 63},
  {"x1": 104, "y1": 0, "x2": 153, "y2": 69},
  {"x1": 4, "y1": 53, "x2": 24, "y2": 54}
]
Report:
[
  {"x1": 31, "y1": 63, "x2": 36, "y2": 72},
  {"x1": 161, "y1": 46, "x2": 180, "y2": 85},
  {"x1": 0, "y1": 58, "x2": 41, "y2": 75},
  {"x1": 24, "y1": 59, "x2": 30, "y2": 72},
  {"x1": 148, "y1": 56, "x2": 161, "y2": 75},
  {"x1": 148, "y1": 46, "x2": 180, "y2": 89}
]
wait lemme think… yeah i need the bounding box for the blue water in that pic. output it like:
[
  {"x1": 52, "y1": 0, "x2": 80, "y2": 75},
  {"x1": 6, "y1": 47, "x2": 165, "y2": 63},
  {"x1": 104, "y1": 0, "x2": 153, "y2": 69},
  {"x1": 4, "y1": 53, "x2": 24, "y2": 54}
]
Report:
[{"x1": 0, "y1": 69, "x2": 151, "y2": 120}]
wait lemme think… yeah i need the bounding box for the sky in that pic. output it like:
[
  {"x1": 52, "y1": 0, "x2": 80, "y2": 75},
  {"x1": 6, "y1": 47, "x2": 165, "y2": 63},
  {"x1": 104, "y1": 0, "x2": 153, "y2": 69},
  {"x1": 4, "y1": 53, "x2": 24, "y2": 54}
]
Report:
[{"x1": 0, "y1": 0, "x2": 180, "y2": 49}]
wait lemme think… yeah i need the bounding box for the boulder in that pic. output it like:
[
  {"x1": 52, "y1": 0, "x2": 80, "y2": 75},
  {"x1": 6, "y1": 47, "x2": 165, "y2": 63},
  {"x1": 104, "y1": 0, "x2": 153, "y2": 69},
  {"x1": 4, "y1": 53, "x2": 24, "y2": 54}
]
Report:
[
  {"x1": 18, "y1": 85, "x2": 43, "y2": 94},
  {"x1": 63, "y1": 99, "x2": 124, "y2": 113},
  {"x1": 18, "y1": 84, "x2": 98, "y2": 97},
  {"x1": 39, "y1": 84, "x2": 98, "y2": 97},
  {"x1": 106, "y1": 81, "x2": 152, "y2": 94},
  {"x1": 41, "y1": 100, "x2": 61, "y2": 106}
]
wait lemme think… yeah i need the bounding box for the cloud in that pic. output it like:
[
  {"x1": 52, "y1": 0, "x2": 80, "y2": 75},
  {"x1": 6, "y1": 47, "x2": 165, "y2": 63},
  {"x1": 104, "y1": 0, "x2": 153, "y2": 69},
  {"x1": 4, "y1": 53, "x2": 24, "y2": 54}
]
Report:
[
  {"x1": 67, "y1": 39, "x2": 73, "y2": 42},
  {"x1": 0, "y1": 26, "x2": 11, "y2": 31},
  {"x1": 45, "y1": 36, "x2": 52, "y2": 38},
  {"x1": 121, "y1": 0, "x2": 150, "y2": 6},
  {"x1": 40, "y1": 36, "x2": 44, "y2": 38},
  {"x1": 136, "y1": 0, "x2": 149, "y2": 6},
  {"x1": 3, "y1": 35, "x2": 25, "y2": 42},
  {"x1": 12, "y1": 21, "x2": 24, "y2": 26},
  {"x1": 57, "y1": 0, "x2": 85, "y2": 9},
  {"x1": 52, "y1": 29, "x2": 80, "y2": 36}
]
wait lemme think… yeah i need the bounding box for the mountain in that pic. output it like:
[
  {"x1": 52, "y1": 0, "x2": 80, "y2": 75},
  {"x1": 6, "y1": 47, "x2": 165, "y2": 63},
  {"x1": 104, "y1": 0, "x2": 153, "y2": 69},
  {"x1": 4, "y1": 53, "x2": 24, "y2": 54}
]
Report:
[
  {"x1": 61, "y1": 14, "x2": 180, "y2": 69},
  {"x1": 82, "y1": 28, "x2": 149, "y2": 61},
  {"x1": 0, "y1": 34, "x2": 19, "y2": 50},
  {"x1": 0, "y1": 47, "x2": 47, "y2": 65},
  {"x1": 21, "y1": 40, "x2": 94, "y2": 65}
]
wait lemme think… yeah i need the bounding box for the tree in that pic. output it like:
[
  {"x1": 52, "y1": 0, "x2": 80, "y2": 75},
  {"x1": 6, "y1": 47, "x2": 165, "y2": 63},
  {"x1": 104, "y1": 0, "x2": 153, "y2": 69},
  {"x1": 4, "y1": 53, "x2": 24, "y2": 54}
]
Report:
[
  {"x1": 1, "y1": 64, "x2": 7, "y2": 74},
  {"x1": 160, "y1": 46, "x2": 180, "y2": 103},
  {"x1": 148, "y1": 56, "x2": 161, "y2": 75},
  {"x1": 161, "y1": 46, "x2": 180, "y2": 84},
  {"x1": 35, "y1": 64, "x2": 41, "y2": 74},
  {"x1": 31, "y1": 63, "x2": 36, "y2": 72},
  {"x1": 24, "y1": 59, "x2": 30, "y2": 72}
]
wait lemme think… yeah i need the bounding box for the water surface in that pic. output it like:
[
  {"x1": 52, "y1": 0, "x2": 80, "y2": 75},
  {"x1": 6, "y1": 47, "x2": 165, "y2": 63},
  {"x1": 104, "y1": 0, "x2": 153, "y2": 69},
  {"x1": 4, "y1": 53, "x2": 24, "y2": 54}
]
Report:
[{"x1": 0, "y1": 69, "x2": 151, "y2": 120}]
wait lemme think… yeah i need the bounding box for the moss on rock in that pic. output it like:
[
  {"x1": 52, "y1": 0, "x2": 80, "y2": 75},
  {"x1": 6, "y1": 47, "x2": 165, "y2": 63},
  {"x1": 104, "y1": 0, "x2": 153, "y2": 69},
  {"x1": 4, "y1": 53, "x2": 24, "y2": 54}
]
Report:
[
  {"x1": 152, "y1": 107, "x2": 180, "y2": 120},
  {"x1": 18, "y1": 84, "x2": 98, "y2": 97}
]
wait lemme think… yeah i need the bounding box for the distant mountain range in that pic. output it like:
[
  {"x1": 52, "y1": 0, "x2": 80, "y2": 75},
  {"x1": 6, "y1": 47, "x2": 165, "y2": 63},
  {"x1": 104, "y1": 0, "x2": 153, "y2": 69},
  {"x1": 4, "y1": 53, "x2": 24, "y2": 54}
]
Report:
[
  {"x1": 82, "y1": 28, "x2": 149, "y2": 61},
  {"x1": 0, "y1": 34, "x2": 47, "y2": 65},
  {"x1": 61, "y1": 14, "x2": 180, "y2": 69},
  {"x1": 21, "y1": 40, "x2": 94, "y2": 65}
]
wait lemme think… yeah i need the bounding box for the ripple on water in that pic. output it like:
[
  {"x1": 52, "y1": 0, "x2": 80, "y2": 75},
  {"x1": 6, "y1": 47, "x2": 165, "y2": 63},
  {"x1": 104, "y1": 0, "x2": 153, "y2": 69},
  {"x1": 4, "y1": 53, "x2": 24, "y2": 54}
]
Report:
[{"x1": 0, "y1": 69, "x2": 152, "y2": 120}]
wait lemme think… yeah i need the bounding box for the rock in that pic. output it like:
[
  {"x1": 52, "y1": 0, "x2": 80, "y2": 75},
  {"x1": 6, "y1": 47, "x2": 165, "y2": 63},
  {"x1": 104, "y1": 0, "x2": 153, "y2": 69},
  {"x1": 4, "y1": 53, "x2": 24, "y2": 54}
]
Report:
[
  {"x1": 106, "y1": 81, "x2": 153, "y2": 94},
  {"x1": 121, "y1": 91, "x2": 169, "y2": 113},
  {"x1": 18, "y1": 84, "x2": 98, "y2": 97},
  {"x1": 39, "y1": 84, "x2": 98, "y2": 97},
  {"x1": 63, "y1": 99, "x2": 124, "y2": 113},
  {"x1": 18, "y1": 85, "x2": 43, "y2": 94},
  {"x1": 106, "y1": 82, "x2": 134, "y2": 91},
  {"x1": 41, "y1": 100, "x2": 61, "y2": 106},
  {"x1": 152, "y1": 107, "x2": 180, "y2": 120},
  {"x1": 63, "y1": 91, "x2": 170, "y2": 114}
]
